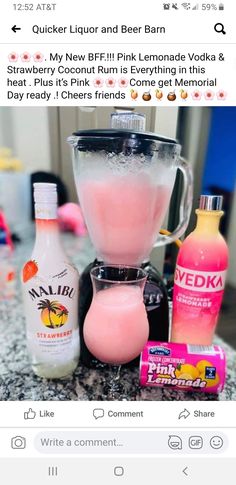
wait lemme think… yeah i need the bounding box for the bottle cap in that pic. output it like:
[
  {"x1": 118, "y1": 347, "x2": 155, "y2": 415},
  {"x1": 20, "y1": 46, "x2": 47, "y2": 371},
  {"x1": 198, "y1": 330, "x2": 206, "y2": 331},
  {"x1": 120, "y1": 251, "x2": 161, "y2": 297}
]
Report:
[
  {"x1": 199, "y1": 195, "x2": 223, "y2": 211},
  {"x1": 33, "y1": 183, "x2": 58, "y2": 205},
  {"x1": 110, "y1": 112, "x2": 146, "y2": 131}
]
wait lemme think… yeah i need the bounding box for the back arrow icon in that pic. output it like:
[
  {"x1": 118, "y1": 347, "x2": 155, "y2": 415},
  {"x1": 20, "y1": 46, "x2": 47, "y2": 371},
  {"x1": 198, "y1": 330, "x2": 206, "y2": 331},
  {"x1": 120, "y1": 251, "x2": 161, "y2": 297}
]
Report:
[
  {"x1": 12, "y1": 25, "x2": 21, "y2": 33},
  {"x1": 183, "y1": 467, "x2": 189, "y2": 477}
]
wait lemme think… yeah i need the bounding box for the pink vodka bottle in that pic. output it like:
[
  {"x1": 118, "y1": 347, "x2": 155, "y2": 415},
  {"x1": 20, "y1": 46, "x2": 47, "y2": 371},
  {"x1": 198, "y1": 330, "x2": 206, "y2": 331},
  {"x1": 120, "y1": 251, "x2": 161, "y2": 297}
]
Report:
[{"x1": 172, "y1": 195, "x2": 228, "y2": 345}]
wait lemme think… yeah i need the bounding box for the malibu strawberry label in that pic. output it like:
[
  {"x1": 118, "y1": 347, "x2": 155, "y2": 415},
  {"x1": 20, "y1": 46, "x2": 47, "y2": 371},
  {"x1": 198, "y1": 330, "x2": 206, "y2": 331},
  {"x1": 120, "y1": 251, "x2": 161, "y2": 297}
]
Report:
[{"x1": 22, "y1": 260, "x2": 79, "y2": 360}]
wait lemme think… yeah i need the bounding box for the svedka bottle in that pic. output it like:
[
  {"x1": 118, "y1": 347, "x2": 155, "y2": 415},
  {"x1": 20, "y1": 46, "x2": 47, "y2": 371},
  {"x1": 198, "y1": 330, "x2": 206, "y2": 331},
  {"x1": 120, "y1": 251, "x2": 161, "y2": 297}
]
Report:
[
  {"x1": 172, "y1": 195, "x2": 228, "y2": 345},
  {"x1": 22, "y1": 183, "x2": 80, "y2": 378}
]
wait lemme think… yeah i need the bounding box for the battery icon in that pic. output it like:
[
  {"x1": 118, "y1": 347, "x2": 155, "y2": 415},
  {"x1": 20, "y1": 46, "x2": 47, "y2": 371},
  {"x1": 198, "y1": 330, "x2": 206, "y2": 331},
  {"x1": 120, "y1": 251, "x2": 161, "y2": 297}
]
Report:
[{"x1": 219, "y1": 3, "x2": 224, "y2": 9}]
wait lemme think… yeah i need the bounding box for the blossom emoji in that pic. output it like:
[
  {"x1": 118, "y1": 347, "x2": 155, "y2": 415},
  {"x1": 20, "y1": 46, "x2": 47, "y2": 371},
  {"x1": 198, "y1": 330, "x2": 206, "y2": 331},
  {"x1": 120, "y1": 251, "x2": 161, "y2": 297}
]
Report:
[
  {"x1": 8, "y1": 52, "x2": 18, "y2": 62},
  {"x1": 191, "y1": 90, "x2": 202, "y2": 101},
  {"x1": 21, "y1": 52, "x2": 31, "y2": 62},
  {"x1": 106, "y1": 77, "x2": 116, "y2": 88},
  {"x1": 216, "y1": 90, "x2": 227, "y2": 101},
  {"x1": 204, "y1": 90, "x2": 215, "y2": 100},
  {"x1": 118, "y1": 77, "x2": 129, "y2": 88},
  {"x1": 33, "y1": 52, "x2": 44, "y2": 62},
  {"x1": 93, "y1": 77, "x2": 104, "y2": 88}
]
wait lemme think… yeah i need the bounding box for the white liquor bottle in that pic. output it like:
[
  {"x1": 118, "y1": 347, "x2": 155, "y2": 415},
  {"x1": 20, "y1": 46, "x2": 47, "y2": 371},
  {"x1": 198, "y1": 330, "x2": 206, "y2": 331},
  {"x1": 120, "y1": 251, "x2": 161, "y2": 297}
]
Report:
[{"x1": 22, "y1": 183, "x2": 80, "y2": 378}]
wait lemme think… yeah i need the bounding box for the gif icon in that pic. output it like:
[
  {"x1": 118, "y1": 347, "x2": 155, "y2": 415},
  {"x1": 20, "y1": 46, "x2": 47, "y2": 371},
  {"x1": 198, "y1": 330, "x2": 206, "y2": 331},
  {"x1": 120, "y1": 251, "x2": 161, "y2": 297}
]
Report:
[{"x1": 189, "y1": 436, "x2": 203, "y2": 450}]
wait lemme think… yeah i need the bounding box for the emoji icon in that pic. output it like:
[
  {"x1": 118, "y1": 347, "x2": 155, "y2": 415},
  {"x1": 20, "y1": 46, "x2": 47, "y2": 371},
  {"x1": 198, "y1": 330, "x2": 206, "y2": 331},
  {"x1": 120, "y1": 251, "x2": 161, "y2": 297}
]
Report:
[
  {"x1": 210, "y1": 436, "x2": 224, "y2": 450},
  {"x1": 21, "y1": 52, "x2": 31, "y2": 62},
  {"x1": 106, "y1": 77, "x2": 116, "y2": 88},
  {"x1": 180, "y1": 89, "x2": 188, "y2": 99},
  {"x1": 216, "y1": 90, "x2": 227, "y2": 100},
  {"x1": 118, "y1": 77, "x2": 129, "y2": 88},
  {"x1": 167, "y1": 91, "x2": 176, "y2": 101},
  {"x1": 8, "y1": 52, "x2": 18, "y2": 62},
  {"x1": 93, "y1": 77, "x2": 104, "y2": 88},
  {"x1": 192, "y1": 90, "x2": 202, "y2": 100},
  {"x1": 142, "y1": 91, "x2": 151, "y2": 101},
  {"x1": 155, "y1": 89, "x2": 163, "y2": 100},
  {"x1": 130, "y1": 89, "x2": 138, "y2": 100},
  {"x1": 33, "y1": 52, "x2": 44, "y2": 62},
  {"x1": 204, "y1": 90, "x2": 215, "y2": 100}
]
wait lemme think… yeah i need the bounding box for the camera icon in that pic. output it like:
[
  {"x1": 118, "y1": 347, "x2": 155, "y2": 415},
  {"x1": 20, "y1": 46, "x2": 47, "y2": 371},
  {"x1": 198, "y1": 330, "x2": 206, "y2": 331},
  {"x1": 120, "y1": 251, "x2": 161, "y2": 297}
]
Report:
[{"x1": 11, "y1": 436, "x2": 26, "y2": 449}]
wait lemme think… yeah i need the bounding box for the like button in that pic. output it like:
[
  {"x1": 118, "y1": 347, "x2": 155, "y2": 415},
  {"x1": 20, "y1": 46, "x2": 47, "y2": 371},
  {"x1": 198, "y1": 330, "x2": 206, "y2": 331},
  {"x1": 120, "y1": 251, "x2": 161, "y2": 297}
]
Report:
[{"x1": 24, "y1": 408, "x2": 36, "y2": 420}]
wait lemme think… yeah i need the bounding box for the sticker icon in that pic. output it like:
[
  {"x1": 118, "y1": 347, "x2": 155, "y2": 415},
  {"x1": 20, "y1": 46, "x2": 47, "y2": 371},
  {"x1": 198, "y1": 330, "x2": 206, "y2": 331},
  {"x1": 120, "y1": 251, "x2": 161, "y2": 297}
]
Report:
[{"x1": 168, "y1": 435, "x2": 183, "y2": 450}]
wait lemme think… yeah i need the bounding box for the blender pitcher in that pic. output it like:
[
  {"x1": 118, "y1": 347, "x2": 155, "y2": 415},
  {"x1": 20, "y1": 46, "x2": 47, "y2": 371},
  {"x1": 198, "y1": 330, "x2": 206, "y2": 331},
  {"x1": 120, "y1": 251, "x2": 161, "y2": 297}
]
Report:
[
  {"x1": 69, "y1": 130, "x2": 192, "y2": 263},
  {"x1": 68, "y1": 129, "x2": 193, "y2": 367}
]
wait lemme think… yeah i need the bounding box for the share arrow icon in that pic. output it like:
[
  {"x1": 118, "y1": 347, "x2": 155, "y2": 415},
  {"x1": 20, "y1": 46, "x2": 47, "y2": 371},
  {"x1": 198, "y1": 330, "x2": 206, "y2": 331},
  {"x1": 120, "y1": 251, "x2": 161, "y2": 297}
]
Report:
[{"x1": 178, "y1": 408, "x2": 191, "y2": 420}]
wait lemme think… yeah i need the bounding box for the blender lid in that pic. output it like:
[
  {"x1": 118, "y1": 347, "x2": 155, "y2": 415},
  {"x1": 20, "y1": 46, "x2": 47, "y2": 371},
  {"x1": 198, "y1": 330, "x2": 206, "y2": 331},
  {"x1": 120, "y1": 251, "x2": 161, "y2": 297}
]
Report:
[{"x1": 70, "y1": 129, "x2": 179, "y2": 153}]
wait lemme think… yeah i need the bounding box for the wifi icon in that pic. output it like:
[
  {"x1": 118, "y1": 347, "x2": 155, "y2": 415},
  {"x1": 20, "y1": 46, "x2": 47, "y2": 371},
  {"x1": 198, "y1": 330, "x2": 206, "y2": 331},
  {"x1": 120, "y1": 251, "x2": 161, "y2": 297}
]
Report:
[{"x1": 182, "y1": 2, "x2": 191, "y2": 9}]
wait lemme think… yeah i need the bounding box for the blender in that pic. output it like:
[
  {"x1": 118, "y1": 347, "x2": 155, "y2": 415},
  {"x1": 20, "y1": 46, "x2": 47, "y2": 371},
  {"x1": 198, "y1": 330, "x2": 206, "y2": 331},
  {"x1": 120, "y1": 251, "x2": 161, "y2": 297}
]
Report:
[{"x1": 68, "y1": 129, "x2": 193, "y2": 367}]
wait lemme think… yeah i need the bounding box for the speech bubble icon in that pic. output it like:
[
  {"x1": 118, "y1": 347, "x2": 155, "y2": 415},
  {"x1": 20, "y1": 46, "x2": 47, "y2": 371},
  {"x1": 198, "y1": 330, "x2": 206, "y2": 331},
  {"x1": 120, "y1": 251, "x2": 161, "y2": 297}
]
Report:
[
  {"x1": 168, "y1": 435, "x2": 183, "y2": 450},
  {"x1": 93, "y1": 408, "x2": 105, "y2": 420}
]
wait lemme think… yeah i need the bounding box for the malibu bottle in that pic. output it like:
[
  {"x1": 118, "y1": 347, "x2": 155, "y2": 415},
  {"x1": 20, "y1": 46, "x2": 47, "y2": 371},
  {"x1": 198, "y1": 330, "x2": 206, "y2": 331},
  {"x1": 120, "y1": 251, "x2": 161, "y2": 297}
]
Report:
[{"x1": 22, "y1": 183, "x2": 80, "y2": 378}]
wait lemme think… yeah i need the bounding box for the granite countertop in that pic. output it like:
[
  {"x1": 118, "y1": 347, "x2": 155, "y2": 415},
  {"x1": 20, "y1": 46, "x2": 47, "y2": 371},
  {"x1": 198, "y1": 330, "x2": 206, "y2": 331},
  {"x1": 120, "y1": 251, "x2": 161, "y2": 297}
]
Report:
[{"x1": 0, "y1": 232, "x2": 236, "y2": 401}]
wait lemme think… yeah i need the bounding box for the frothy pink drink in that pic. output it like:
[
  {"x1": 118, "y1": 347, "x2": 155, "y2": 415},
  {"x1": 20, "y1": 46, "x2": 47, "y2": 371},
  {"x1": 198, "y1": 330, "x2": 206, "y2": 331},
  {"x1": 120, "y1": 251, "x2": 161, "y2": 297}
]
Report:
[
  {"x1": 78, "y1": 174, "x2": 172, "y2": 265},
  {"x1": 84, "y1": 285, "x2": 149, "y2": 364}
]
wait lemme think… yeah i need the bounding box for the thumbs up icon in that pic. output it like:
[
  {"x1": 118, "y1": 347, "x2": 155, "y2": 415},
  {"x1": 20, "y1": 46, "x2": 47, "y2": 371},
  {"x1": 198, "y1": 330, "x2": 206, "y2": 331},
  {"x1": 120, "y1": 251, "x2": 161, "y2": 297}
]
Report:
[{"x1": 24, "y1": 408, "x2": 36, "y2": 420}]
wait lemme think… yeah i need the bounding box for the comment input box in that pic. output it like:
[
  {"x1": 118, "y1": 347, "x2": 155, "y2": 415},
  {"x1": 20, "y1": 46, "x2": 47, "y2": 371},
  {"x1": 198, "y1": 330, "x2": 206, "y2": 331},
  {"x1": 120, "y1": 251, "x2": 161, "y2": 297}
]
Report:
[{"x1": 35, "y1": 431, "x2": 227, "y2": 454}]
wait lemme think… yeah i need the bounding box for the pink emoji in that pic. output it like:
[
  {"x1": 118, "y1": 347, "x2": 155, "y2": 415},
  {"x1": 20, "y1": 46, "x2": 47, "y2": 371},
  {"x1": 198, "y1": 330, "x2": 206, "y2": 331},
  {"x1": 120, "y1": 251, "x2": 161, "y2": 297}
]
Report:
[
  {"x1": 34, "y1": 52, "x2": 44, "y2": 62},
  {"x1": 204, "y1": 90, "x2": 215, "y2": 100},
  {"x1": 21, "y1": 52, "x2": 31, "y2": 62},
  {"x1": 191, "y1": 90, "x2": 202, "y2": 101},
  {"x1": 8, "y1": 52, "x2": 18, "y2": 62},
  {"x1": 106, "y1": 77, "x2": 116, "y2": 88},
  {"x1": 118, "y1": 77, "x2": 129, "y2": 88},
  {"x1": 93, "y1": 77, "x2": 104, "y2": 88},
  {"x1": 216, "y1": 90, "x2": 227, "y2": 101}
]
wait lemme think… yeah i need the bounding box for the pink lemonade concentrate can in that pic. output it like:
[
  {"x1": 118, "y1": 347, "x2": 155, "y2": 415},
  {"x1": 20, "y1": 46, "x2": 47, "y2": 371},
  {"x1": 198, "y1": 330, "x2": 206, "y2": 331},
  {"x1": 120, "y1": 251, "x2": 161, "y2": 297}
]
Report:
[{"x1": 140, "y1": 342, "x2": 226, "y2": 394}]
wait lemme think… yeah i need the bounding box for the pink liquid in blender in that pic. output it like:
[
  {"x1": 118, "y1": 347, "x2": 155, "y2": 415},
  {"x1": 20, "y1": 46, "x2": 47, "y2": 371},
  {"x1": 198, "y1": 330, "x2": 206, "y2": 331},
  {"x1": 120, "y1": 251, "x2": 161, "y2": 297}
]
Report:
[
  {"x1": 78, "y1": 173, "x2": 172, "y2": 265},
  {"x1": 83, "y1": 285, "x2": 149, "y2": 365}
]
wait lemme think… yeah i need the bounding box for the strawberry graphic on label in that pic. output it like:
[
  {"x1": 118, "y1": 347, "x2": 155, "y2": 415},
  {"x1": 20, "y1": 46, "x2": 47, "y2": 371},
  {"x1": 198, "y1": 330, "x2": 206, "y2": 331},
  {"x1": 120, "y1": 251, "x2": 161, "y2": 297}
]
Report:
[{"x1": 23, "y1": 260, "x2": 38, "y2": 283}]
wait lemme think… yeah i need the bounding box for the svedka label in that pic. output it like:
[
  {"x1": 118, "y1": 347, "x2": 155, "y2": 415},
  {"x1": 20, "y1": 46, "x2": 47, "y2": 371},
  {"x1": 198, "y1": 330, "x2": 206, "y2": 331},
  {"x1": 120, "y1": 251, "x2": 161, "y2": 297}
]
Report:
[{"x1": 174, "y1": 265, "x2": 227, "y2": 293}]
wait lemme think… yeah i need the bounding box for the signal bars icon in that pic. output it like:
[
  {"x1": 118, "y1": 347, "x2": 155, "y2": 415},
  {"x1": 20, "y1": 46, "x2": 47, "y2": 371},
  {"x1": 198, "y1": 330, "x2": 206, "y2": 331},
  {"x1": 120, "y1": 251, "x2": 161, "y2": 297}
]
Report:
[{"x1": 192, "y1": 3, "x2": 199, "y2": 9}]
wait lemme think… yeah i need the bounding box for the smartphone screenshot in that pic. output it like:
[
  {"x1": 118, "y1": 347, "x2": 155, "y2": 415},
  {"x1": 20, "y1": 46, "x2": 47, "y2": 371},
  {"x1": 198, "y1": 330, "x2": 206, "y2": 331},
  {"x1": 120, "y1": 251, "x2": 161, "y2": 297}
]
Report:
[{"x1": 0, "y1": 1, "x2": 235, "y2": 483}]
